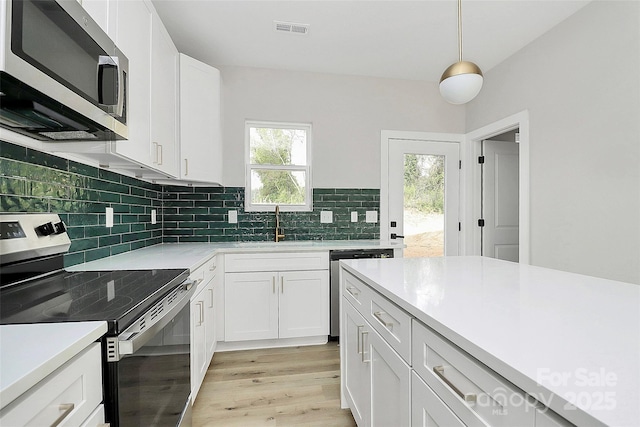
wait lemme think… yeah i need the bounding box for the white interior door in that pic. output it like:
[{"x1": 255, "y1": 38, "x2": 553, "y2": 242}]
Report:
[
  {"x1": 482, "y1": 140, "x2": 519, "y2": 261},
  {"x1": 389, "y1": 140, "x2": 460, "y2": 257}
]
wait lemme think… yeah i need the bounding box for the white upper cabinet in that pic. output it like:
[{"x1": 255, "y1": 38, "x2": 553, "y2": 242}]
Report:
[
  {"x1": 150, "y1": 14, "x2": 179, "y2": 177},
  {"x1": 179, "y1": 54, "x2": 223, "y2": 184},
  {"x1": 110, "y1": 0, "x2": 154, "y2": 169}
]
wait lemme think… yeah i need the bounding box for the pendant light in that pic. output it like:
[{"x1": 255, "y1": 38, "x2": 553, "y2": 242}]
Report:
[{"x1": 439, "y1": 0, "x2": 483, "y2": 104}]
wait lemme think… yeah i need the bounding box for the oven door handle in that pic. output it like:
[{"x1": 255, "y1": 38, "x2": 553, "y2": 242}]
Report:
[{"x1": 117, "y1": 280, "x2": 196, "y2": 357}]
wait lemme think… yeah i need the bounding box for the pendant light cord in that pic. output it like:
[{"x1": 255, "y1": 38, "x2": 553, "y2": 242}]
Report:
[{"x1": 458, "y1": 0, "x2": 463, "y2": 62}]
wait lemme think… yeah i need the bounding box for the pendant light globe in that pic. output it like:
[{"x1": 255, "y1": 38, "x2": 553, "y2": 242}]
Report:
[{"x1": 439, "y1": 60, "x2": 483, "y2": 105}]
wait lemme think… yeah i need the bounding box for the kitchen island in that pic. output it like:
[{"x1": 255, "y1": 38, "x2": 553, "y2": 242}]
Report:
[{"x1": 340, "y1": 256, "x2": 639, "y2": 427}]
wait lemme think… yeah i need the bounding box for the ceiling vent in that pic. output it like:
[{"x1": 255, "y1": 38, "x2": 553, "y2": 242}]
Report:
[{"x1": 274, "y1": 20, "x2": 309, "y2": 35}]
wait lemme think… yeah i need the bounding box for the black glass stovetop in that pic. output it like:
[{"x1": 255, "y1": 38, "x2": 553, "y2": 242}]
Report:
[{"x1": 0, "y1": 269, "x2": 189, "y2": 335}]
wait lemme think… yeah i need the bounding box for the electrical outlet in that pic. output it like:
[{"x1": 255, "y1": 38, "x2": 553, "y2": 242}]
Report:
[
  {"x1": 320, "y1": 211, "x2": 333, "y2": 223},
  {"x1": 365, "y1": 211, "x2": 378, "y2": 223},
  {"x1": 228, "y1": 210, "x2": 238, "y2": 224},
  {"x1": 151, "y1": 209, "x2": 157, "y2": 225},
  {"x1": 106, "y1": 207, "x2": 114, "y2": 228},
  {"x1": 351, "y1": 211, "x2": 358, "y2": 222}
]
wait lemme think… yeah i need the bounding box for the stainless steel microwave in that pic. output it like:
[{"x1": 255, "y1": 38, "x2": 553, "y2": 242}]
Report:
[{"x1": 0, "y1": 0, "x2": 128, "y2": 141}]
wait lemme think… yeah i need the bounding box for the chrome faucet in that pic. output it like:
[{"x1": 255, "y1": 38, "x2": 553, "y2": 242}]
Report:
[{"x1": 275, "y1": 205, "x2": 285, "y2": 242}]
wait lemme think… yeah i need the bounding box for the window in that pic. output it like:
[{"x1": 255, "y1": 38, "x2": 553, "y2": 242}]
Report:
[{"x1": 245, "y1": 121, "x2": 312, "y2": 211}]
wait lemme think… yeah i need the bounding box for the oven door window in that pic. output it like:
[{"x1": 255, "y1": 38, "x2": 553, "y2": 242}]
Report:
[{"x1": 117, "y1": 303, "x2": 191, "y2": 426}]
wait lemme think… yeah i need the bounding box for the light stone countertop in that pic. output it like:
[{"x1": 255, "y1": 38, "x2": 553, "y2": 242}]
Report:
[
  {"x1": 67, "y1": 240, "x2": 402, "y2": 272},
  {"x1": 0, "y1": 321, "x2": 108, "y2": 410},
  {"x1": 340, "y1": 256, "x2": 640, "y2": 427}
]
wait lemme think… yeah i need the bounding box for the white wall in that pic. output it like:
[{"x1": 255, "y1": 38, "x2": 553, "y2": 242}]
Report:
[
  {"x1": 466, "y1": 1, "x2": 640, "y2": 284},
  {"x1": 220, "y1": 66, "x2": 465, "y2": 188}
]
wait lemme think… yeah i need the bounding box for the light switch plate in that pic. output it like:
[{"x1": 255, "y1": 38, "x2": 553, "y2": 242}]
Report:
[
  {"x1": 151, "y1": 209, "x2": 157, "y2": 225},
  {"x1": 105, "y1": 207, "x2": 114, "y2": 228},
  {"x1": 365, "y1": 210, "x2": 378, "y2": 223},
  {"x1": 351, "y1": 211, "x2": 358, "y2": 222},
  {"x1": 320, "y1": 211, "x2": 333, "y2": 223},
  {"x1": 228, "y1": 210, "x2": 238, "y2": 224}
]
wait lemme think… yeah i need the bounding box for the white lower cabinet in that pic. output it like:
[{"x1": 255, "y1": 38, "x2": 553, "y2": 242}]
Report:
[
  {"x1": 342, "y1": 298, "x2": 410, "y2": 427},
  {"x1": 0, "y1": 343, "x2": 103, "y2": 426},
  {"x1": 225, "y1": 270, "x2": 329, "y2": 341},
  {"x1": 191, "y1": 256, "x2": 219, "y2": 403}
]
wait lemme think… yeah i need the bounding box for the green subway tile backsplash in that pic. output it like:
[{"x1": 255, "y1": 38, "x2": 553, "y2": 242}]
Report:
[
  {"x1": 1, "y1": 140, "x2": 380, "y2": 261},
  {"x1": 1, "y1": 141, "x2": 162, "y2": 266},
  {"x1": 160, "y1": 186, "x2": 380, "y2": 243}
]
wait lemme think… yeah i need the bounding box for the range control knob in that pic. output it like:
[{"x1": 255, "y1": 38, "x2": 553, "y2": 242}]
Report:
[
  {"x1": 53, "y1": 221, "x2": 67, "y2": 234},
  {"x1": 35, "y1": 222, "x2": 55, "y2": 236}
]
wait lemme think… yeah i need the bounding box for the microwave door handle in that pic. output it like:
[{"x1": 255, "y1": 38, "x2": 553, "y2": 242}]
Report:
[
  {"x1": 114, "y1": 53, "x2": 125, "y2": 118},
  {"x1": 98, "y1": 55, "x2": 124, "y2": 118}
]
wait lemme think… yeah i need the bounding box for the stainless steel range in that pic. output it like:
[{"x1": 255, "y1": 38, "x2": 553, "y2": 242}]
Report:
[{"x1": 0, "y1": 213, "x2": 195, "y2": 427}]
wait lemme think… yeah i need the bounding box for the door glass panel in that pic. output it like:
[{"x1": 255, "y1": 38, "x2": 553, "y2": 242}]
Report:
[{"x1": 403, "y1": 154, "x2": 445, "y2": 258}]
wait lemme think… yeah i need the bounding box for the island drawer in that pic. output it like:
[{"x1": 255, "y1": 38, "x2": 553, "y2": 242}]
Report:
[
  {"x1": 342, "y1": 270, "x2": 371, "y2": 313},
  {"x1": 412, "y1": 320, "x2": 536, "y2": 427},
  {"x1": 0, "y1": 343, "x2": 103, "y2": 427},
  {"x1": 366, "y1": 286, "x2": 412, "y2": 364},
  {"x1": 225, "y1": 251, "x2": 329, "y2": 272}
]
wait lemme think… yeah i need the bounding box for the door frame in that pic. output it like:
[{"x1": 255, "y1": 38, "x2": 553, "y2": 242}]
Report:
[
  {"x1": 464, "y1": 110, "x2": 530, "y2": 264},
  {"x1": 380, "y1": 130, "x2": 464, "y2": 249}
]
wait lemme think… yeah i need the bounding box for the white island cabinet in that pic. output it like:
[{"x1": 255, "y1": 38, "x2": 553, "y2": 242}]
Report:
[
  {"x1": 222, "y1": 252, "x2": 329, "y2": 350},
  {"x1": 0, "y1": 322, "x2": 107, "y2": 426},
  {"x1": 339, "y1": 256, "x2": 640, "y2": 427}
]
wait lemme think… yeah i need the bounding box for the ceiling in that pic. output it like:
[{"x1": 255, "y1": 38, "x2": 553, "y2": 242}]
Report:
[{"x1": 152, "y1": 0, "x2": 591, "y2": 82}]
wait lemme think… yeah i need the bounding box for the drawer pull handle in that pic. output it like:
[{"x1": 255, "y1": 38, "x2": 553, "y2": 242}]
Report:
[
  {"x1": 357, "y1": 325, "x2": 364, "y2": 354},
  {"x1": 208, "y1": 288, "x2": 214, "y2": 308},
  {"x1": 373, "y1": 311, "x2": 393, "y2": 329},
  {"x1": 346, "y1": 286, "x2": 359, "y2": 298},
  {"x1": 433, "y1": 365, "x2": 477, "y2": 403},
  {"x1": 361, "y1": 331, "x2": 370, "y2": 363},
  {"x1": 50, "y1": 403, "x2": 75, "y2": 427},
  {"x1": 272, "y1": 277, "x2": 276, "y2": 293},
  {"x1": 197, "y1": 301, "x2": 204, "y2": 325}
]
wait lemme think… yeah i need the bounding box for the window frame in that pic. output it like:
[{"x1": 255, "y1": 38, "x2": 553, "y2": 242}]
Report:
[{"x1": 244, "y1": 120, "x2": 313, "y2": 212}]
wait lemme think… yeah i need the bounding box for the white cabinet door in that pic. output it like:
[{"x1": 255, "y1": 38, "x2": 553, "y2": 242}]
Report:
[
  {"x1": 111, "y1": 0, "x2": 153, "y2": 167},
  {"x1": 205, "y1": 274, "x2": 217, "y2": 359},
  {"x1": 179, "y1": 54, "x2": 222, "y2": 183},
  {"x1": 225, "y1": 272, "x2": 279, "y2": 341},
  {"x1": 412, "y1": 372, "x2": 465, "y2": 427},
  {"x1": 343, "y1": 300, "x2": 370, "y2": 427},
  {"x1": 369, "y1": 327, "x2": 411, "y2": 427},
  {"x1": 279, "y1": 270, "x2": 329, "y2": 338},
  {"x1": 150, "y1": 12, "x2": 179, "y2": 177},
  {"x1": 191, "y1": 288, "x2": 207, "y2": 401}
]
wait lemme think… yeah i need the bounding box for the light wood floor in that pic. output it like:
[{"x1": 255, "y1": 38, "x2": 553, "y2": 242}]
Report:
[{"x1": 193, "y1": 342, "x2": 357, "y2": 426}]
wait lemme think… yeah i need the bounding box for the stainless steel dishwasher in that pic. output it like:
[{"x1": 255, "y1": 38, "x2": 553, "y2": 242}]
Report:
[{"x1": 329, "y1": 248, "x2": 394, "y2": 339}]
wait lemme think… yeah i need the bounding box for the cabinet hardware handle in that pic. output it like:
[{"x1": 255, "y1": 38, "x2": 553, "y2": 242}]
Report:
[
  {"x1": 208, "y1": 288, "x2": 214, "y2": 308},
  {"x1": 197, "y1": 301, "x2": 204, "y2": 325},
  {"x1": 209, "y1": 262, "x2": 215, "y2": 271},
  {"x1": 157, "y1": 143, "x2": 163, "y2": 165},
  {"x1": 281, "y1": 276, "x2": 284, "y2": 293},
  {"x1": 346, "y1": 286, "x2": 359, "y2": 298},
  {"x1": 184, "y1": 158, "x2": 189, "y2": 176},
  {"x1": 373, "y1": 311, "x2": 393, "y2": 329},
  {"x1": 50, "y1": 403, "x2": 75, "y2": 427},
  {"x1": 357, "y1": 325, "x2": 364, "y2": 354},
  {"x1": 272, "y1": 276, "x2": 276, "y2": 293},
  {"x1": 152, "y1": 142, "x2": 158, "y2": 164},
  {"x1": 433, "y1": 365, "x2": 477, "y2": 403},
  {"x1": 361, "y1": 331, "x2": 370, "y2": 363}
]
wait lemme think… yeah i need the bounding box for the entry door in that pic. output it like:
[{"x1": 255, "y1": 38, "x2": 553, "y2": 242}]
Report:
[
  {"x1": 389, "y1": 140, "x2": 460, "y2": 257},
  {"x1": 482, "y1": 140, "x2": 519, "y2": 261}
]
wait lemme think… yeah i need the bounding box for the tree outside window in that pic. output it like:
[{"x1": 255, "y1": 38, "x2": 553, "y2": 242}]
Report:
[{"x1": 245, "y1": 122, "x2": 312, "y2": 211}]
